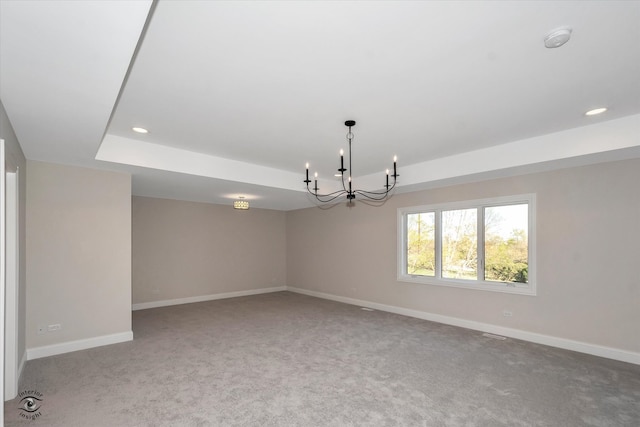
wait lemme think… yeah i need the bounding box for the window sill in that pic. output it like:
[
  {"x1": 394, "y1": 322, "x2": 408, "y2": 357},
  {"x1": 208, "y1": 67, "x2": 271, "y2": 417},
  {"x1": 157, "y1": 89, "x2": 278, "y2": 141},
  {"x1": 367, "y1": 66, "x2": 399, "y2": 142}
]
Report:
[{"x1": 397, "y1": 275, "x2": 537, "y2": 296}]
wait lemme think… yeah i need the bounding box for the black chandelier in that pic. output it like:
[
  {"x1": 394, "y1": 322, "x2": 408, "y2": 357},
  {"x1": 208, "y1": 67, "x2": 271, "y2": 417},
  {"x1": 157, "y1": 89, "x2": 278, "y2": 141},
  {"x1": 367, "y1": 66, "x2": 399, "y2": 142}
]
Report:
[{"x1": 304, "y1": 120, "x2": 398, "y2": 204}]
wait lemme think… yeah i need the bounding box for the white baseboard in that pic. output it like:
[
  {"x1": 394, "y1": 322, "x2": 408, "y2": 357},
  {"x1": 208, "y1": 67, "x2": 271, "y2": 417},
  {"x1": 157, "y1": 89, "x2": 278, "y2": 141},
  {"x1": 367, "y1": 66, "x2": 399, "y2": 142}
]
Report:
[
  {"x1": 132, "y1": 286, "x2": 287, "y2": 311},
  {"x1": 27, "y1": 331, "x2": 133, "y2": 361},
  {"x1": 286, "y1": 286, "x2": 640, "y2": 365},
  {"x1": 25, "y1": 287, "x2": 638, "y2": 365}
]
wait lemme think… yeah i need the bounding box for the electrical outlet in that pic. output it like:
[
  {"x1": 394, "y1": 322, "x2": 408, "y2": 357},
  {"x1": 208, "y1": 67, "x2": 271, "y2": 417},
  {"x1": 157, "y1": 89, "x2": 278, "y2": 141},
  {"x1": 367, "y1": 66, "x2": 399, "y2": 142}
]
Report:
[
  {"x1": 503, "y1": 310, "x2": 513, "y2": 317},
  {"x1": 47, "y1": 323, "x2": 62, "y2": 332},
  {"x1": 37, "y1": 325, "x2": 46, "y2": 335}
]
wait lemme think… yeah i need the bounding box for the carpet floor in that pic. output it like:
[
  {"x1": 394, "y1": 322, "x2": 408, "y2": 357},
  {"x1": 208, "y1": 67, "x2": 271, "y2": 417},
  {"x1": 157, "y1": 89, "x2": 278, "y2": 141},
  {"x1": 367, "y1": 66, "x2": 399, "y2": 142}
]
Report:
[{"x1": 4, "y1": 291, "x2": 640, "y2": 426}]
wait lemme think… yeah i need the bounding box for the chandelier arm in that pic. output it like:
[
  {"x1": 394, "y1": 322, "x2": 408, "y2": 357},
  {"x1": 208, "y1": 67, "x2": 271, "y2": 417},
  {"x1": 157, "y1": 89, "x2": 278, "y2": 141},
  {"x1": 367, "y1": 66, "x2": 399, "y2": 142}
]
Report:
[
  {"x1": 315, "y1": 193, "x2": 347, "y2": 203},
  {"x1": 354, "y1": 177, "x2": 398, "y2": 196},
  {"x1": 308, "y1": 189, "x2": 349, "y2": 198},
  {"x1": 355, "y1": 189, "x2": 392, "y2": 196},
  {"x1": 340, "y1": 170, "x2": 350, "y2": 193},
  {"x1": 307, "y1": 189, "x2": 348, "y2": 203},
  {"x1": 306, "y1": 175, "x2": 349, "y2": 199},
  {"x1": 306, "y1": 185, "x2": 348, "y2": 199},
  {"x1": 353, "y1": 178, "x2": 398, "y2": 200},
  {"x1": 353, "y1": 189, "x2": 393, "y2": 201}
]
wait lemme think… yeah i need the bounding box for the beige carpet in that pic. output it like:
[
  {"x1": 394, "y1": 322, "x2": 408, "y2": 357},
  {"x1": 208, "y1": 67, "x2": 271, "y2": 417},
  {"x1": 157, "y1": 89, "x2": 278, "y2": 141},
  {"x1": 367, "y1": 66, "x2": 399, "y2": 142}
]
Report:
[{"x1": 4, "y1": 291, "x2": 640, "y2": 426}]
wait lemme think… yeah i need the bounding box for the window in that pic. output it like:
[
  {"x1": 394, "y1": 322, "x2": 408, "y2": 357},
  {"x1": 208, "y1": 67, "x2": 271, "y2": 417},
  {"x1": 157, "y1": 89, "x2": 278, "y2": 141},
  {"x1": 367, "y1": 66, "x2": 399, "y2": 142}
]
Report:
[{"x1": 398, "y1": 194, "x2": 536, "y2": 295}]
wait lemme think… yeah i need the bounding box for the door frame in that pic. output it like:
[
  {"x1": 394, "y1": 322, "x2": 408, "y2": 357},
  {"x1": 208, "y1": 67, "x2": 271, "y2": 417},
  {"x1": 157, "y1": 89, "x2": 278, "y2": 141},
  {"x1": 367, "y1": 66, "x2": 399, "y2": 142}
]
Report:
[
  {"x1": 2, "y1": 137, "x2": 22, "y2": 406},
  {"x1": 4, "y1": 164, "x2": 19, "y2": 400},
  {"x1": 1, "y1": 138, "x2": 7, "y2": 414}
]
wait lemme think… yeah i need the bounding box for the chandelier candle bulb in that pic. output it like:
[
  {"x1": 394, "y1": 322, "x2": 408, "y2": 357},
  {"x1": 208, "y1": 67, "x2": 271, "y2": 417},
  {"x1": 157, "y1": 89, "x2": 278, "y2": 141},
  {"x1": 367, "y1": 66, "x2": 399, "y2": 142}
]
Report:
[
  {"x1": 393, "y1": 156, "x2": 397, "y2": 177},
  {"x1": 340, "y1": 149, "x2": 344, "y2": 172},
  {"x1": 386, "y1": 169, "x2": 389, "y2": 188}
]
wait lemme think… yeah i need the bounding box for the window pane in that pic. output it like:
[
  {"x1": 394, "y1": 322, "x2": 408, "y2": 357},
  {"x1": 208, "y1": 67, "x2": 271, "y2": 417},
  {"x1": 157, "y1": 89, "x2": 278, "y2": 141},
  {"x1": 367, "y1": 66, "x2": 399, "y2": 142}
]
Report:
[
  {"x1": 406, "y1": 212, "x2": 435, "y2": 276},
  {"x1": 442, "y1": 208, "x2": 477, "y2": 280},
  {"x1": 484, "y1": 204, "x2": 528, "y2": 283}
]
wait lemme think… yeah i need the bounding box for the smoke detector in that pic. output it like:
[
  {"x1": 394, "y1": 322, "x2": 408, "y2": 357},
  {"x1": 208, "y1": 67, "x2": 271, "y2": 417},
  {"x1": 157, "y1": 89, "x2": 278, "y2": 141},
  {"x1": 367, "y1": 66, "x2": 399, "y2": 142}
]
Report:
[{"x1": 544, "y1": 28, "x2": 572, "y2": 48}]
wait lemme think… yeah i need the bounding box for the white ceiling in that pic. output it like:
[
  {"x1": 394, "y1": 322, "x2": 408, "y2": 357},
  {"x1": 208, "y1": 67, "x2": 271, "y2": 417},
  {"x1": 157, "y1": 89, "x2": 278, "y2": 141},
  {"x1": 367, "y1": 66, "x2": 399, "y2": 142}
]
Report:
[{"x1": 1, "y1": 1, "x2": 640, "y2": 210}]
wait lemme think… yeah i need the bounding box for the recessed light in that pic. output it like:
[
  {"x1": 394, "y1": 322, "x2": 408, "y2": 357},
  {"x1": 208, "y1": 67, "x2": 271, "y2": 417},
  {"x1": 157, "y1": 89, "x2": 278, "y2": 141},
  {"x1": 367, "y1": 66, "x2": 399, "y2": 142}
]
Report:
[
  {"x1": 132, "y1": 127, "x2": 149, "y2": 134},
  {"x1": 585, "y1": 108, "x2": 607, "y2": 116}
]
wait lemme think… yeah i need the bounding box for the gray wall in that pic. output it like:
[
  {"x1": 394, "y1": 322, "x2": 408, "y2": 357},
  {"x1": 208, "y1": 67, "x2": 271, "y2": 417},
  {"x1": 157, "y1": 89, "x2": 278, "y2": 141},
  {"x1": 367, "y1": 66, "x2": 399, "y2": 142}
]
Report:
[
  {"x1": 16, "y1": 144, "x2": 640, "y2": 359},
  {"x1": 1, "y1": 100, "x2": 28, "y2": 367},
  {"x1": 26, "y1": 161, "x2": 132, "y2": 349},
  {"x1": 287, "y1": 158, "x2": 640, "y2": 354},
  {"x1": 132, "y1": 196, "x2": 287, "y2": 304}
]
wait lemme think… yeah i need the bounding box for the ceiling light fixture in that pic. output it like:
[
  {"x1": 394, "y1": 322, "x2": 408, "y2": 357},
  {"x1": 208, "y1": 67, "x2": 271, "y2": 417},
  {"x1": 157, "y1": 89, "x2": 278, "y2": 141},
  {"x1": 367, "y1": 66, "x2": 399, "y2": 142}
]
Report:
[
  {"x1": 544, "y1": 28, "x2": 572, "y2": 48},
  {"x1": 304, "y1": 120, "x2": 398, "y2": 205},
  {"x1": 132, "y1": 127, "x2": 149, "y2": 134},
  {"x1": 585, "y1": 107, "x2": 608, "y2": 116},
  {"x1": 233, "y1": 196, "x2": 249, "y2": 210}
]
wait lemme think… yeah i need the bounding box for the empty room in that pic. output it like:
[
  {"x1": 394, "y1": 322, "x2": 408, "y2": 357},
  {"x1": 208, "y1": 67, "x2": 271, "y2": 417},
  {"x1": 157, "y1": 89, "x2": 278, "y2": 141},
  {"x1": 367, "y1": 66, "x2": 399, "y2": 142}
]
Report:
[{"x1": 1, "y1": 1, "x2": 639, "y2": 426}]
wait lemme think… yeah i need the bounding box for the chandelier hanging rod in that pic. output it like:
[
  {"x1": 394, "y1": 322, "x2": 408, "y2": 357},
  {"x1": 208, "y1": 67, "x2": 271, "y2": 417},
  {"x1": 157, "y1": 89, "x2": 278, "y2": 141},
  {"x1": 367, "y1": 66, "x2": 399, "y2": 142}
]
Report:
[{"x1": 304, "y1": 120, "x2": 398, "y2": 204}]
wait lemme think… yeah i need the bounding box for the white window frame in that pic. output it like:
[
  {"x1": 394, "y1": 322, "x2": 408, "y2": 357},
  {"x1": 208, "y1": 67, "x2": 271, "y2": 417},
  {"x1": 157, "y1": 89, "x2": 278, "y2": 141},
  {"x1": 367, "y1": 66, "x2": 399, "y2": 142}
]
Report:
[{"x1": 397, "y1": 194, "x2": 536, "y2": 296}]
